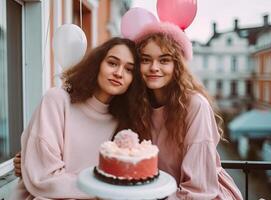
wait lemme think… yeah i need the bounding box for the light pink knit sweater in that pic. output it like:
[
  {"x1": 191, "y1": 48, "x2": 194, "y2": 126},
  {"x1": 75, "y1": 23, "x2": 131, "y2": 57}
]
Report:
[
  {"x1": 10, "y1": 87, "x2": 117, "y2": 199},
  {"x1": 151, "y1": 93, "x2": 243, "y2": 200}
]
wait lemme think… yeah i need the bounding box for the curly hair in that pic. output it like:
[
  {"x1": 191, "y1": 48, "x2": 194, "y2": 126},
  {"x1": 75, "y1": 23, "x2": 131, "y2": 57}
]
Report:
[
  {"x1": 131, "y1": 34, "x2": 224, "y2": 148},
  {"x1": 61, "y1": 37, "x2": 140, "y2": 134}
]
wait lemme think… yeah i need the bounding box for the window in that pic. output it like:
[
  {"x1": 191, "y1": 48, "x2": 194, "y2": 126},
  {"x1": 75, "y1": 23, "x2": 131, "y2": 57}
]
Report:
[
  {"x1": 203, "y1": 55, "x2": 209, "y2": 69},
  {"x1": 217, "y1": 56, "x2": 224, "y2": 72},
  {"x1": 264, "y1": 54, "x2": 271, "y2": 73},
  {"x1": 231, "y1": 56, "x2": 237, "y2": 72},
  {"x1": 230, "y1": 80, "x2": 238, "y2": 97},
  {"x1": 239, "y1": 30, "x2": 248, "y2": 37},
  {"x1": 246, "y1": 80, "x2": 253, "y2": 97},
  {"x1": 216, "y1": 80, "x2": 223, "y2": 99},
  {"x1": 203, "y1": 79, "x2": 209, "y2": 88},
  {"x1": 0, "y1": 0, "x2": 23, "y2": 163},
  {"x1": 227, "y1": 37, "x2": 232, "y2": 45},
  {"x1": 264, "y1": 82, "x2": 270, "y2": 103},
  {"x1": 217, "y1": 80, "x2": 223, "y2": 90}
]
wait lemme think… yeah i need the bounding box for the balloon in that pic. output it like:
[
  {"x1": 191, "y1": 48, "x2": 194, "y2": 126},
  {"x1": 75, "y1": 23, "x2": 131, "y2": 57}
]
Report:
[
  {"x1": 53, "y1": 24, "x2": 87, "y2": 69},
  {"x1": 121, "y1": 7, "x2": 158, "y2": 40},
  {"x1": 157, "y1": 0, "x2": 197, "y2": 30}
]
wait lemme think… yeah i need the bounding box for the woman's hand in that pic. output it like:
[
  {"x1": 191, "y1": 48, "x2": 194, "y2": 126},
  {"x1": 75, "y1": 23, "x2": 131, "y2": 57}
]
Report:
[{"x1": 13, "y1": 152, "x2": 22, "y2": 177}]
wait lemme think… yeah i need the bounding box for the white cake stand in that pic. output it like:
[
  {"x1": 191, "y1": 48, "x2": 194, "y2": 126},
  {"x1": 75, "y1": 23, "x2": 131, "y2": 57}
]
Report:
[{"x1": 77, "y1": 166, "x2": 177, "y2": 200}]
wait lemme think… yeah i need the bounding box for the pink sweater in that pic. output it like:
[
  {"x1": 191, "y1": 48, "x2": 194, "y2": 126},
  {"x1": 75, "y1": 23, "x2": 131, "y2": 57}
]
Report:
[
  {"x1": 10, "y1": 87, "x2": 117, "y2": 199},
  {"x1": 10, "y1": 87, "x2": 243, "y2": 200},
  {"x1": 151, "y1": 93, "x2": 243, "y2": 200}
]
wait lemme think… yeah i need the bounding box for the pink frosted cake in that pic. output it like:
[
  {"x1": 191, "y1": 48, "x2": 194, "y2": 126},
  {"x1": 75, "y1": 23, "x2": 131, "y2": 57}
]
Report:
[{"x1": 95, "y1": 129, "x2": 159, "y2": 185}]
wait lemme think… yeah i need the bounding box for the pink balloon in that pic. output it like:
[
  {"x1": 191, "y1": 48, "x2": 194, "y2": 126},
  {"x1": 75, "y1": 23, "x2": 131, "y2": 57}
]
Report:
[
  {"x1": 121, "y1": 7, "x2": 158, "y2": 40},
  {"x1": 157, "y1": 0, "x2": 197, "y2": 30}
]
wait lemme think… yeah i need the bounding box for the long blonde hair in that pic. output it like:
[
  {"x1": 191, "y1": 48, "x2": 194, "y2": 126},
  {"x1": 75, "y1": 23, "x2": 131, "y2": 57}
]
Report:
[{"x1": 130, "y1": 34, "x2": 224, "y2": 148}]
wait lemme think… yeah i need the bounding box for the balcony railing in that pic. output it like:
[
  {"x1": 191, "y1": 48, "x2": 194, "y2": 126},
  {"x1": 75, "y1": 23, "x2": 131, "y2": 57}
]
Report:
[
  {"x1": 1, "y1": 161, "x2": 271, "y2": 200},
  {"x1": 221, "y1": 160, "x2": 271, "y2": 200}
]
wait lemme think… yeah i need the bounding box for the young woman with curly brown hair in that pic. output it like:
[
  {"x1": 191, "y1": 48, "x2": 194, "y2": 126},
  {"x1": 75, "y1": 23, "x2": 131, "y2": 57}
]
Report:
[{"x1": 10, "y1": 37, "x2": 139, "y2": 200}]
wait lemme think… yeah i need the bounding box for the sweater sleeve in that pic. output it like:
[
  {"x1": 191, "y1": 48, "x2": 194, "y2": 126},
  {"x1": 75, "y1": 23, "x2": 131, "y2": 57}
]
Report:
[
  {"x1": 168, "y1": 94, "x2": 221, "y2": 200},
  {"x1": 21, "y1": 88, "x2": 92, "y2": 199}
]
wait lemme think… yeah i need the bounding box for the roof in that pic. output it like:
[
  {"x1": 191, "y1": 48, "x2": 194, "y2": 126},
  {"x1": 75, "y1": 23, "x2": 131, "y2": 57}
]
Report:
[
  {"x1": 238, "y1": 25, "x2": 271, "y2": 45},
  {"x1": 206, "y1": 24, "x2": 271, "y2": 46},
  {"x1": 228, "y1": 109, "x2": 271, "y2": 140}
]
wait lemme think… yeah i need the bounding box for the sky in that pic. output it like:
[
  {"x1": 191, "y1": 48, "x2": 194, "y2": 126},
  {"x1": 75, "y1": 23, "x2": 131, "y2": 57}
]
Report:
[{"x1": 131, "y1": 0, "x2": 271, "y2": 43}]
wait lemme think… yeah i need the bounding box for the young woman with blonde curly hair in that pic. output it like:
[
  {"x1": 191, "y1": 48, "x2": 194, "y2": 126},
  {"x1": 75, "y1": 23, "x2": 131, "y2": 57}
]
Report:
[{"x1": 128, "y1": 22, "x2": 243, "y2": 200}]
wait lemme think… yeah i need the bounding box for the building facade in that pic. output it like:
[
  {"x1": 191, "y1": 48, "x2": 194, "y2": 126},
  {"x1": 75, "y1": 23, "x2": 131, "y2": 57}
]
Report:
[{"x1": 190, "y1": 16, "x2": 271, "y2": 113}]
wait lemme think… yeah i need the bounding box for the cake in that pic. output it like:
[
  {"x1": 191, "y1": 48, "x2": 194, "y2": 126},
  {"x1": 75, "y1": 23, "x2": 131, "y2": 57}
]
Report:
[{"x1": 94, "y1": 129, "x2": 159, "y2": 185}]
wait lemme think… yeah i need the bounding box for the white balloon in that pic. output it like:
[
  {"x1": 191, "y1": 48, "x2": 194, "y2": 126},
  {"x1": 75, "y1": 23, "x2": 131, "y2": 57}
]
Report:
[{"x1": 53, "y1": 24, "x2": 87, "y2": 69}]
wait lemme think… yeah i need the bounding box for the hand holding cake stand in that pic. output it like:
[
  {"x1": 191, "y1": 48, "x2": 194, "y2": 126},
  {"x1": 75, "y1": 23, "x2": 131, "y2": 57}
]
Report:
[
  {"x1": 77, "y1": 167, "x2": 177, "y2": 200},
  {"x1": 77, "y1": 130, "x2": 177, "y2": 199}
]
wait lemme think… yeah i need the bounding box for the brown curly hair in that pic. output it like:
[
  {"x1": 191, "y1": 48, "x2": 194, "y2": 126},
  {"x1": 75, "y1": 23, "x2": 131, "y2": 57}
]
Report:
[
  {"x1": 130, "y1": 34, "x2": 224, "y2": 147},
  {"x1": 61, "y1": 37, "x2": 140, "y2": 133}
]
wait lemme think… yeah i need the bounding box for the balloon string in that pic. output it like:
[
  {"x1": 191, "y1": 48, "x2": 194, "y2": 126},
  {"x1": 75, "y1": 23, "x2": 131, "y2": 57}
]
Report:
[{"x1": 80, "y1": 0, "x2": 83, "y2": 28}]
